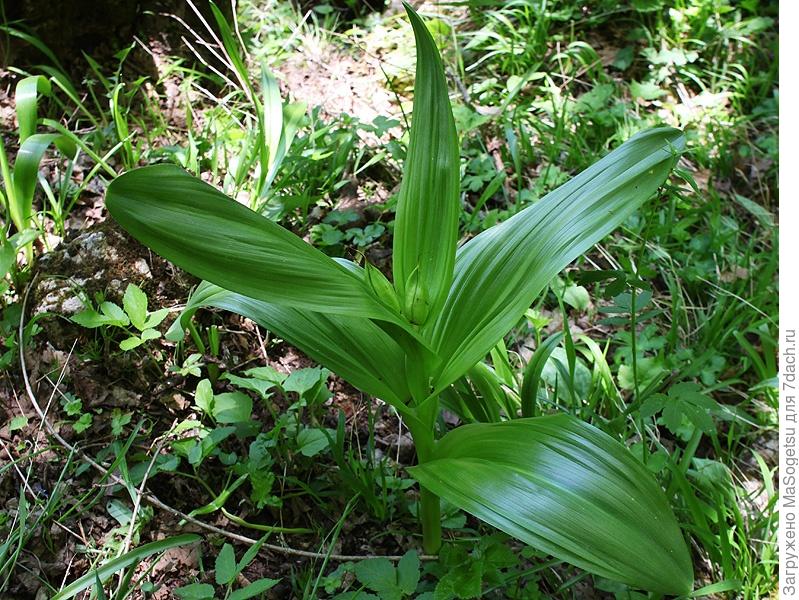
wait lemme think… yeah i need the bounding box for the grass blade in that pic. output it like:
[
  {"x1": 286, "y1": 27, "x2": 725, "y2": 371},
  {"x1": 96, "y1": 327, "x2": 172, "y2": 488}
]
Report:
[
  {"x1": 520, "y1": 332, "x2": 563, "y2": 417},
  {"x1": 52, "y1": 534, "x2": 200, "y2": 600}
]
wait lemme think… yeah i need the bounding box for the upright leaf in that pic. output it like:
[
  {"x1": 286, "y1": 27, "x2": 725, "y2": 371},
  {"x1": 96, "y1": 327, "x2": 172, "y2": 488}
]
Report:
[
  {"x1": 520, "y1": 332, "x2": 564, "y2": 417},
  {"x1": 410, "y1": 415, "x2": 693, "y2": 594},
  {"x1": 261, "y1": 66, "x2": 283, "y2": 176},
  {"x1": 392, "y1": 3, "x2": 460, "y2": 325},
  {"x1": 427, "y1": 128, "x2": 684, "y2": 390},
  {"x1": 106, "y1": 165, "x2": 398, "y2": 322},
  {"x1": 10, "y1": 133, "x2": 76, "y2": 230},
  {"x1": 15, "y1": 75, "x2": 50, "y2": 143}
]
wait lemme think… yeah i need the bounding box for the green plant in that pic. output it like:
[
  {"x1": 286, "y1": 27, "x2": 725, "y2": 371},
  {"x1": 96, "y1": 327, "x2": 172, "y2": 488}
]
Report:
[
  {"x1": 205, "y1": 1, "x2": 306, "y2": 210},
  {"x1": 60, "y1": 392, "x2": 93, "y2": 433},
  {"x1": 0, "y1": 75, "x2": 75, "y2": 266},
  {"x1": 105, "y1": 4, "x2": 693, "y2": 594},
  {"x1": 174, "y1": 538, "x2": 279, "y2": 600},
  {"x1": 322, "y1": 550, "x2": 421, "y2": 599},
  {"x1": 71, "y1": 283, "x2": 169, "y2": 351}
]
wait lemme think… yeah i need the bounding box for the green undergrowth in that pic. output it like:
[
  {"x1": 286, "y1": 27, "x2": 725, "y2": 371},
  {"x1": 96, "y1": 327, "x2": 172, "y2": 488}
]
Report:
[{"x1": 0, "y1": 0, "x2": 777, "y2": 598}]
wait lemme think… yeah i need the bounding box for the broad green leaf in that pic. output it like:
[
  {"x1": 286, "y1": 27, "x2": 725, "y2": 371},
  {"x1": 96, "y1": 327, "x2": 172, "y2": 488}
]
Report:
[
  {"x1": 119, "y1": 336, "x2": 144, "y2": 351},
  {"x1": 410, "y1": 415, "x2": 692, "y2": 594},
  {"x1": 173, "y1": 583, "x2": 215, "y2": 600},
  {"x1": 105, "y1": 165, "x2": 399, "y2": 322},
  {"x1": 392, "y1": 3, "x2": 460, "y2": 325},
  {"x1": 52, "y1": 534, "x2": 200, "y2": 599},
  {"x1": 123, "y1": 284, "x2": 148, "y2": 330},
  {"x1": 73, "y1": 413, "x2": 92, "y2": 433},
  {"x1": 397, "y1": 550, "x2": 420, "y2": 595},
  {"x1": 188, "y1": 426, "x2": 236, "y2": 466},
  {"x1": 618, "y1": 357, "x2": 664, "y2": 390},
  {"x1": 641, "y1": 382, "x2": 719, "y2": 435},
  {"x1": 0, "y1": 240, "x2": 16, "y2": 279},
  {"x1": 9, "y1": 415, "x2": 28, "y2": 431},
  {"x1": 427, "y1": 128, "x2": 684, "y2": 391},
  {"x1": 100, "y1": 301, "x2": 129, "y2": 326},
  {"x1": 213, "y1": 391, "x2": 253, "y2": 424},
  {"x1": 167, "y1": 281, "x2": 411, "y2": 407},
  {"x1": 283, "y1": 367, "x2": 325, "y2": 396},
  {"x1": 195, "y1": 379, "x2": 214, "y2": 416},
  {"x1": 353, "y1": 558, "x2": 403, "y2": 600},
  {"x1": 553, "y1": 278, "x2": 590, "y2": 311},
  {"x1": 215, "y1": 543, "x2": 237, "y2": 585},
  {"x1": 72, "y1": 303, "x2": 129, "y2": 329},
  {"x1": 144, "y1": 307, "x2": 170, "y2": 329},
  {"x1": 107, "y1": 499, "x2": 132, "y2": 526},
  {"x1": 228, "y1": 579, "x2": 280, "y2": 600},
  {"x1": 296, "y1": 427, "x2": 330, "y2": 457},
  {"x1": 223, "y1": 371, "x2": 278, "y2": 399},
  {"x1": 140, "y1": 328, "x2": 161, "y2": 341},
  {"x1": 630, "y1": 80, "x2": 665, "y2": 101}
]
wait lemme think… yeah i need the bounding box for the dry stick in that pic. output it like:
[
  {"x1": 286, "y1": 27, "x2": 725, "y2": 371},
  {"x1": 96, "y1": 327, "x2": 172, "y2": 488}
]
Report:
[
  {"x1": 115, "y1": 423, "x2": 175, "y2": 596},
  {"x1": 18, "y1": 278, "x2": 435, "y2": 562}
]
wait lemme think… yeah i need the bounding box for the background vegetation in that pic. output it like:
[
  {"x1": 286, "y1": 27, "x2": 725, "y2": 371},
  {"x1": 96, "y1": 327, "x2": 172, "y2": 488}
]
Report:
[{"x1": 0, "y1": 0, "x2": 778, "y2": 598}]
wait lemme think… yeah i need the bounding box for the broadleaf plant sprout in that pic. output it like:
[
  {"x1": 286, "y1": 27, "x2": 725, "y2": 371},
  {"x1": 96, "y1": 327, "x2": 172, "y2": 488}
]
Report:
[{"x1": 106, "y1": 4, "x2": 693, "y2": 595}]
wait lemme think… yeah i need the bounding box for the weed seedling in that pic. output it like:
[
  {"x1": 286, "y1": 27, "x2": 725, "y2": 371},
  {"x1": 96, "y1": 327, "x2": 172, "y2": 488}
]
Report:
[{"x1": 71, "y1": 283, "x2": 169, "y2": 351}]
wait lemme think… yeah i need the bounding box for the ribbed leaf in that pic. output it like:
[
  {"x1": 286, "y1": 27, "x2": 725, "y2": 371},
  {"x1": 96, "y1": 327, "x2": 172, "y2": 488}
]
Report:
[
  {"x1": 105, "y1": 164, "x2": 399, "y2": 322},
  {"x1": 167, "y1": 281, "x2": 411, "y2": 407},
  {"x1": 426, "y1": 128, "x2": 684, "y2": 390},
  {"x1": 392, "y1": 3, "x2": 460, "y2": 325},
  {"x1": 410, "y1": 414, "x2": 693, "y2": 594}
]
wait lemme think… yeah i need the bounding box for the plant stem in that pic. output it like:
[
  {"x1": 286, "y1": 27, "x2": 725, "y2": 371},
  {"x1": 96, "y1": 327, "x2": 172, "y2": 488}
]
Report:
[
  {"x1": 404, "y1": 398, "x2": 442, "y2": 555},
  {"x1": 419, "y1": 485, "x2": 442, "y2": 554}
]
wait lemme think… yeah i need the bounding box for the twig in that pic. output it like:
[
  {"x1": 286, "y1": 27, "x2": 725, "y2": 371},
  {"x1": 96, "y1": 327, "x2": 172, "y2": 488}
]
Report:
[
  {"x1": 18, "y1": 276, "x2": 435, "y2": 563},
  {"x1": 445, "y1": 66, "x2": 472, "y2": 107},
  {"x1": 0, "y1": 436, "x2": 36, "y2": 498},
  {"x1": 116, "y1": 422, "x2": 175, "y2": 595}
]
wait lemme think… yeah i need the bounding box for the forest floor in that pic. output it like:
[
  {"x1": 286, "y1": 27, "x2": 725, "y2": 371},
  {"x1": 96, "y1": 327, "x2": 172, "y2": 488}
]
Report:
[{"x1": 0, "y1": 1, "x2": 779, "y2": 598}]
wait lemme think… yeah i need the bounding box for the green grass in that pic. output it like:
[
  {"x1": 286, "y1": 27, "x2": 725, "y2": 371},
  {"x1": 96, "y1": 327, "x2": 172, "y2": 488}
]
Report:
[{"x1": 0, "y1": 0, "x2": 777, "y2": 598}]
